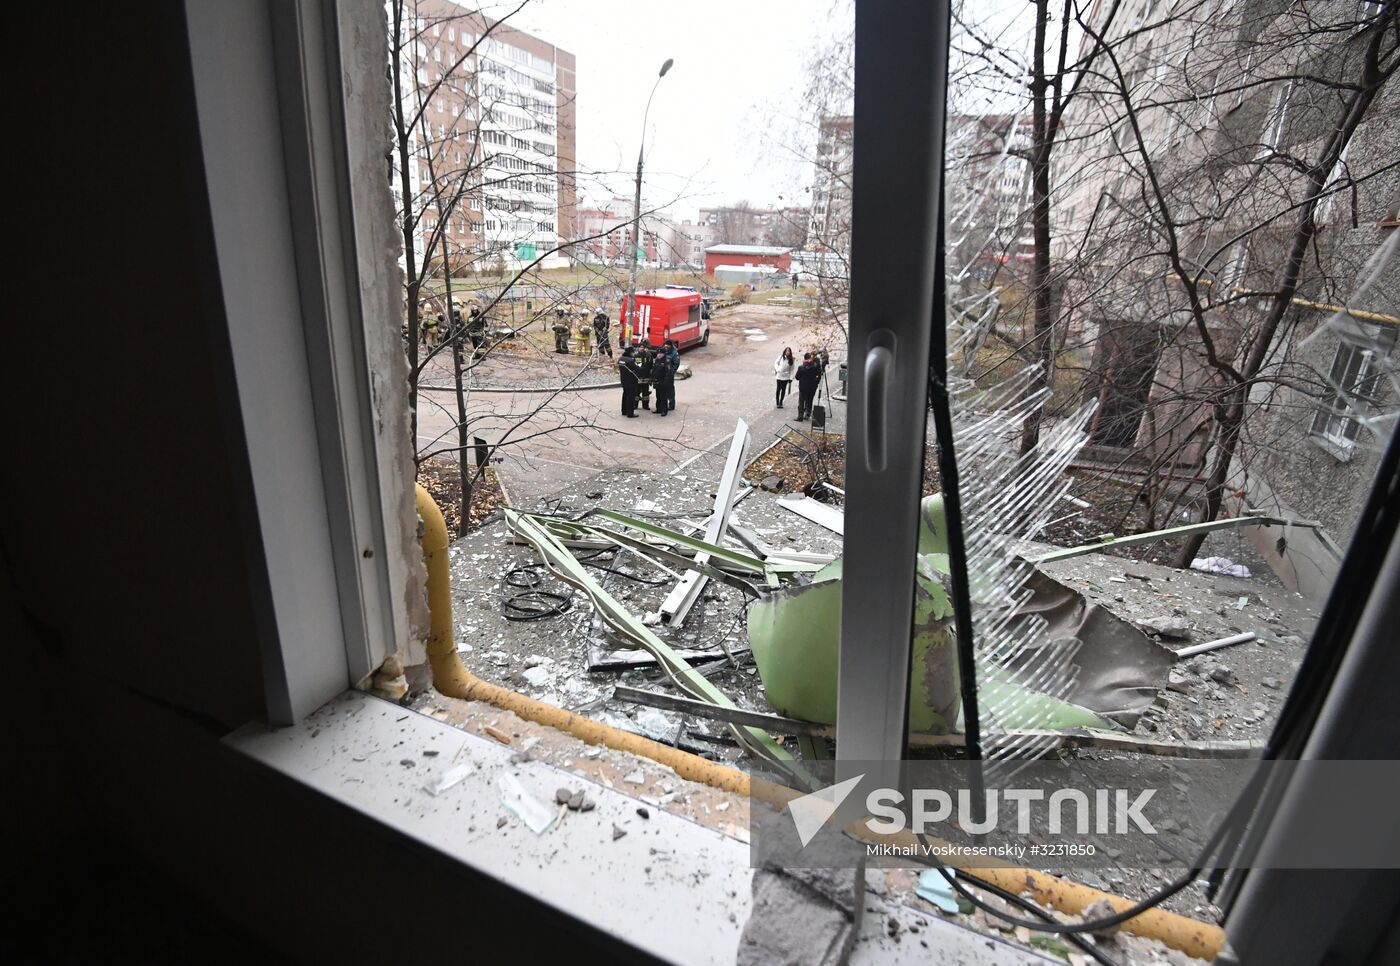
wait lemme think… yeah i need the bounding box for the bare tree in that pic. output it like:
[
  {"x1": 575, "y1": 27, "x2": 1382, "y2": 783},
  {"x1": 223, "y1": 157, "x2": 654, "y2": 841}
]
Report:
[
  {"x1": 712, "y1": 201, "x2": 761, "y2": 245},
  {"x1": 388, "y1": 0, "x2": 676, "y2": 533},
  {"x1": 1052, "y1": 0, "x2": 1400, "y2": 565}
]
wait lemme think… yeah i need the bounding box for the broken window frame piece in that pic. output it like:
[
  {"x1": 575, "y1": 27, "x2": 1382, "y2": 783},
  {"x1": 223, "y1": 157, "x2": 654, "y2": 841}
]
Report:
[
  {"x1": 503, "y1": 507, "x2": 815, "y2": 784},
  {"x1": 660, "y1": 420, "x2": 751, "y2": 626},
  {"x1": 1025, "y1": 511, "x2": 1345, "y2": 565}
]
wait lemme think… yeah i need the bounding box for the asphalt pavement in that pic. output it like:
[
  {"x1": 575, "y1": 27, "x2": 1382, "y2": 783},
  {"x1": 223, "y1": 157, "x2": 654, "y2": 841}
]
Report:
[{"x1": 414, "y1": 304, "x2": 846, "y2": 506}]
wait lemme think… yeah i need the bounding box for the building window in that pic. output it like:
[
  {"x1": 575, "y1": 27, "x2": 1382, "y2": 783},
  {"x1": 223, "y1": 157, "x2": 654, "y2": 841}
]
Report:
[
  {"x1": 1318, "y1": 142, "x2": 1353, "y2": 225},
  {"x1": 1220, "y1": 238, "x2": 1250, "y2": 292},
  {"x1": 1259, "y1": 79, "x2": 1295, "y2": 155},
  {"x1": 1311, "y1": 328, "x2": 1397, "y2": 456},
  {"x1": 1231, "y1": 46, "x2": 1256, "y2": 110}
]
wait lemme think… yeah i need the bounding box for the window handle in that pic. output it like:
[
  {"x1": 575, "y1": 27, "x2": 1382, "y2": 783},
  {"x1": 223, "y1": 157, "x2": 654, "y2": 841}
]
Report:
[{"x1": 864, "y1": 334, "x2": 895, "y2": 472}]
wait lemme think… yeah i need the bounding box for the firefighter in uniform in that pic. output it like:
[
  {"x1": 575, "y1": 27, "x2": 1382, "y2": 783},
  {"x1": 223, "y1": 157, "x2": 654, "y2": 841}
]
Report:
[
  {"x1": 466, "y1": 305, "x2": 487, "y2": 359},
  {"x1": 552, "y1": 308, "x2": 571, "y2": 354},
  {"x1": 573, "y1": 314, "x2": 592, "y2": 356},
  {"x1": 592, "y1": 311, "x2": 613, "y2": 358}
]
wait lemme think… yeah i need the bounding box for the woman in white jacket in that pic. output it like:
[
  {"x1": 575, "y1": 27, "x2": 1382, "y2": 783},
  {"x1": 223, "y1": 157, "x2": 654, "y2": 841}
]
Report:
[{"x1": 773, "y1": 347, "x2": 796, "y2": 408}]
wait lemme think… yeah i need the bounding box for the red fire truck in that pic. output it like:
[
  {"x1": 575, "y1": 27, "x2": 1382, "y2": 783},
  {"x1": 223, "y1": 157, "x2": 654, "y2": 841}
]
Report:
[{"x1": 619, "y1": 285, "x2": 711, "y2": 350}]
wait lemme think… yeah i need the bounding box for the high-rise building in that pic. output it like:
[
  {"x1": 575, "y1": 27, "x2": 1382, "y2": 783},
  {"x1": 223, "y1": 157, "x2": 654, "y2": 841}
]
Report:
[
  {"x1": 944, "y1": 113, "x2": 1032, "y2": 271},
  {"x1": 392, "y1": 2, "x2": 576, "y2": 270},
  {"x1": 807, "y1": 116, "x2": 853, "y2": 251}
]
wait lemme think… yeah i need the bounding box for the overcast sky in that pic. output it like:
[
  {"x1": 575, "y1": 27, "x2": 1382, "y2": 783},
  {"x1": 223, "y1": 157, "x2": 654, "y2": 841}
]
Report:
[
  {"x1": 484, "y1": 1, "x2": 1029, "y2": 221},
  {"x1": 499, "y1": 0, "x2": 851, "y2": 221}
]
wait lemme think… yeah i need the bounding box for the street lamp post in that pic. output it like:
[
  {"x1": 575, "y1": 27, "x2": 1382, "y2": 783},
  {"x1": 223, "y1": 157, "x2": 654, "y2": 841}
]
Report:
[{"x1": 623, "y1": 57, "x2": 673, "y2": 346}]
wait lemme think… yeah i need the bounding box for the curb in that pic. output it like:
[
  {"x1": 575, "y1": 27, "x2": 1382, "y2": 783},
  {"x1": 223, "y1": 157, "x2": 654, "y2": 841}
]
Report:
[{"x1": 420, "y1": 380, "x2": 620, "y2": 394}]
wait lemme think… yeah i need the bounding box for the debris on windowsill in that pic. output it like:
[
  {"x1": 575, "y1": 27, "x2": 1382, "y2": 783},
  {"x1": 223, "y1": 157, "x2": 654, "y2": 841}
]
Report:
[
  {"x1": 498, "y1": 772, "x2": 557, "y2": 835},
  {"x1": 423, "y1": 762, "x2": 475, "y2": 796},
  {"x1": 914, "y1": 868, "x2": 960, "y2": 914}
]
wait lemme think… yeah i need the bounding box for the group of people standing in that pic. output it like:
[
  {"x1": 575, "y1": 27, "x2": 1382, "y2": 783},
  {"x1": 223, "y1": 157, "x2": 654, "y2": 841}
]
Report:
[
  {"x1": 619, "y1": 339, "x2": 680, "y2": 418},
  {"x1": 553, "y1": 307, "x2": 613, "y2": 358},
  {"x1": 421, "y1": 304, "x2": 487, "y2": 359},
  {"x1": 773, "y1": 347, "x2": 827, "y2": 421}
]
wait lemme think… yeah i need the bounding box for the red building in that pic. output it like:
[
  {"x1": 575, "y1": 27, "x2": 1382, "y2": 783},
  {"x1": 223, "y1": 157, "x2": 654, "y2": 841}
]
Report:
[{"x1": 703, "y1": 244, "x2": 792, "y2": 276}]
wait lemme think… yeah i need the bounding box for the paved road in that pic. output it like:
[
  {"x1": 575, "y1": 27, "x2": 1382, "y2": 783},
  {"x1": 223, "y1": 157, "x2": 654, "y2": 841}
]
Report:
[{"x1": 415, "y1": 304, "x2": 847, "y2": 505}]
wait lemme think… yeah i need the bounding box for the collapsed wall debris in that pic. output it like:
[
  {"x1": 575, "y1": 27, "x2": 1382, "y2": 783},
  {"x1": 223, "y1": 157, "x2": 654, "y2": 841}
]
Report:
[{"x1": 504, "y1": 494, "x2": 1182, "y2": 766}]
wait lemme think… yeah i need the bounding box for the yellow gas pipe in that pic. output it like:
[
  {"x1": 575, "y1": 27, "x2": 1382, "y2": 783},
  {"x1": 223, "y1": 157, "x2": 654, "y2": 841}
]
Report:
[
  {"x1": 417, "y1": 484, "x2": 750, "y2": 794},
  {"x1": 414, "y1": 484, "x2": 1225, "y2": 960}
]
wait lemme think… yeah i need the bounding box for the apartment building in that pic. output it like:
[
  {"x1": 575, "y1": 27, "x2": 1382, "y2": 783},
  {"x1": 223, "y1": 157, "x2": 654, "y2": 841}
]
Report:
[
  {"x1": 945, "y1": 112, "x2": 1033, "y2": 273},
  {"x1": 574, "y1": 198, "x2": 702, "y2": 268},
  {"x1": 394, "y1": 1, "x2": 577, "y2": 271},
  {"x1": 807, "y1": 115, "x2": 853, "y2": 251},
  {"x1": 1052, "y1": 0, "x2": 1398, "y2": 594},
  {"x1": 674, "y1": 219, "x2": 719, "y2": 269},
  {"x1": 699, "y1": 204, "x2": 808, "y2": 249}
]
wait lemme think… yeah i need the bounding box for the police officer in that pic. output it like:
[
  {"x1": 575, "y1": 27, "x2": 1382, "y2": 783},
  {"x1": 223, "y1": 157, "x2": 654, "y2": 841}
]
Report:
[
  {"x1": 662, "y1": 339, "x2": 680, "y2": 412},
  {"x1": 593, "y1": 311, "x2": 613, "y2": 358},
  {"x1": 552, "y1": 308, "x2": 571, "y2": 354},
  {"x1": 650, "y1": 346, "x2": 673, "y2": 416},
  {"x1": 634, "y1": 340, "x2": 654, "y2": 410},
  {"x1": 618, "y1": 345, "x2": 640, "y2": 417}
]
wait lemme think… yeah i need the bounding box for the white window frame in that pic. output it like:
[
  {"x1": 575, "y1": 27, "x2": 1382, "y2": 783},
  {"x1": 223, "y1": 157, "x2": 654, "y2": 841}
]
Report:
[
  {"x1": 1318, "y1": 142, "x2": 1352, "y2": 224},
  {"x1": 1258, "y1": 79, "x2": 1296, "y2": 157},
  {"x1": 1221, "y1": 238, "x2": 1250, "y2": 293},
  {"x1": 1310, "y1": 327, "x2": 1397, "y2": 458},
  {"x1": 1232, "y1": 45, "x2": 1256, "y2": 110},
  {"x1": 185, "y1": 0, "x2": 412, "y2": 722}
]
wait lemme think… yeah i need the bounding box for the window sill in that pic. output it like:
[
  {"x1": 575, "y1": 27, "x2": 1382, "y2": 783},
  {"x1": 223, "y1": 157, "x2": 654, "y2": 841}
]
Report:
[
  {"x1": 225, "y1": 690, "x2": 1049, "y2": 965},
  {"x1": 1309, "y1": 432, "x2": 1356, "y2": 463}
]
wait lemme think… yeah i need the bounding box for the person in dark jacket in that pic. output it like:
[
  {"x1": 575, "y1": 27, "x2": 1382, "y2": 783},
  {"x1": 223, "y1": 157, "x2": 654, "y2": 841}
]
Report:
[
  {"x1": 635, "y1": 342, "x2": 654, "y2": 410},
  {"x1": 650, "y1": 350, "x2": 673, "y2": 416},
  {"x1": 794, "y1": 352, "x2": 821, "y2": 421},
  {"x1": 662, "y1": 339, "x2": 679, "y2": 411},
  {"x1": 618, "y1": 346, "x2": 640, "y2": 417}
]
